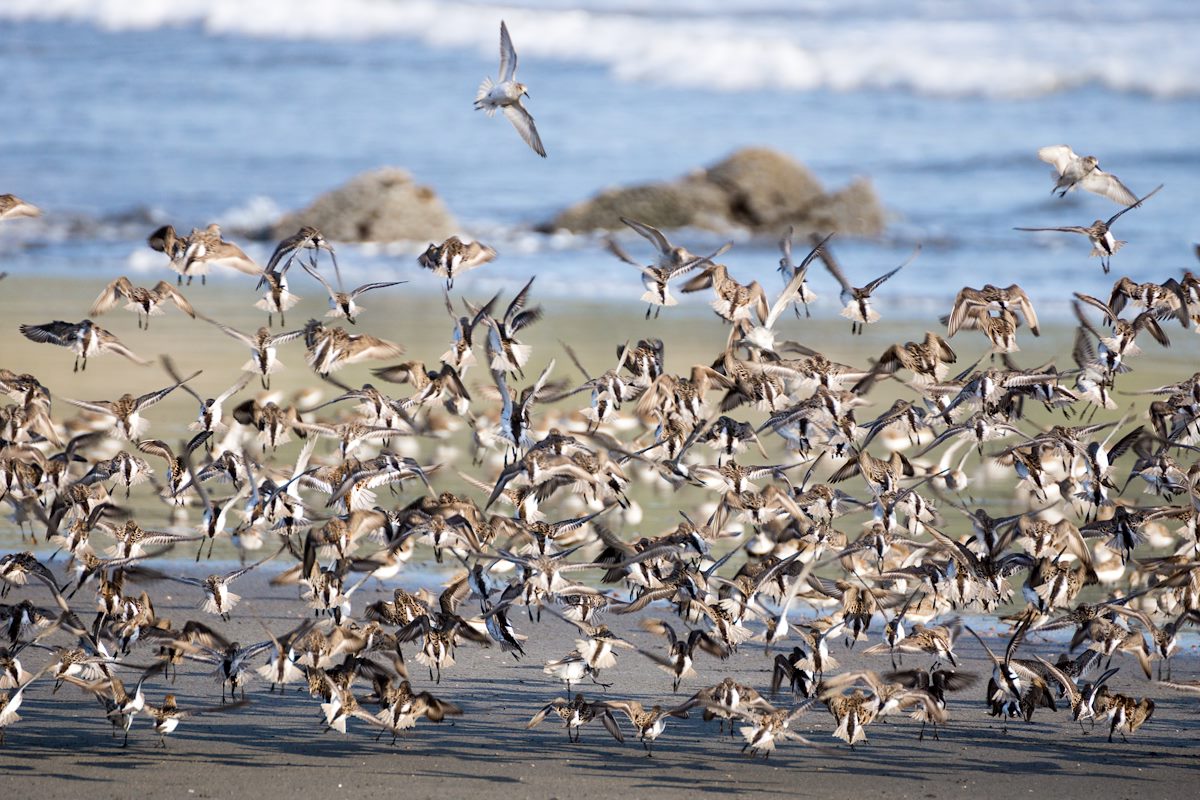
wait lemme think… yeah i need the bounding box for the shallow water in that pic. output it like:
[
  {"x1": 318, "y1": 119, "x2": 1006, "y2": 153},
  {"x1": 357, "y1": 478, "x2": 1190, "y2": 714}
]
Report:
[{"x1": 0, "y1": 1, "x2": 1197, "y2": 315}]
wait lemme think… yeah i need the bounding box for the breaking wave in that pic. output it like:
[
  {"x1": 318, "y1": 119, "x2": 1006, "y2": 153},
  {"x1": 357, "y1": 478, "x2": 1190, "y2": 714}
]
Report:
[{"x1": 2, "y1": 0, "x2": 1197, "y2": 98}]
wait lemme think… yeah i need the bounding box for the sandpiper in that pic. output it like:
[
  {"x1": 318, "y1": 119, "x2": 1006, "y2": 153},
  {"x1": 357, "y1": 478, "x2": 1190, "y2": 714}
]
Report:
[
  {"x1": 19, "y1": 319, "x2": 151, "y2": 372},
  {"x1": 0, "y1": 667, "x2": 48, "y2": 746},
  {"x1": 475, "y1": 21, "x2": 546, "y2": 157},
  {"x1": 304, "y1": 320, "x2": 405, "y2": 376},
  {"x1": 1038, "y1": 145, "x2": 1138, "y2": 205},
  {"x1": 609, "y1": 220, "x2": 730, "y2": 319},
  {"x1": 598, "y1": 699, "x2": 690, "y2": 756},
  {"x1": 146, "y1": 693, "x2": 246, "y2": 748},
  {"x1": 1015, "y1": 184, "x2": 1163, "y2": 273},
  {"x1": 817, "y1": 240, "x2": 920, "y2": 335},
  {"x1": 202, "y1": 316, "x2": 305, "y2": 389},
  {"x1": 169, "y1": 224, "x2": 262, "y2": 284},
  {"x1": 302, "y1": 262, "x2": 405, "y2": 325},
  {"x1": 89, "y1": 277, "x2": 196, "y2": 329},
  {"x1": 0, "y1": 194, "x2": 41, "y2": 222},
  {"x1": 60, "y1": 369, "x2": 198, "y2": 441},
  {"x1": 266, "y1": 226, "x2": 340, "y2": 282},
  {"x1": 418, "y1": 236, "x2": 498, "y2": 289}
]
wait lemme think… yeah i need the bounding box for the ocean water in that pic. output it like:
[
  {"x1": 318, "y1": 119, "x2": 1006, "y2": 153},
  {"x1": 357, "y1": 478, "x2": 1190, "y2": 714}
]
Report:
[{"x1": 1, "y1": 0, "x2": 1198, "y2": 317}]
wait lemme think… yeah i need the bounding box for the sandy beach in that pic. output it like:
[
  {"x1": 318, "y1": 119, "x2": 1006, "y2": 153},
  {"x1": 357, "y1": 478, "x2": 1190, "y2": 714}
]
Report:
[
  {"x1": 1, "y1": 569, "x2": 1197, "y2": 800},
  {"x1": 3, "y1": 273, "x2": 1200, "y2": 797}
]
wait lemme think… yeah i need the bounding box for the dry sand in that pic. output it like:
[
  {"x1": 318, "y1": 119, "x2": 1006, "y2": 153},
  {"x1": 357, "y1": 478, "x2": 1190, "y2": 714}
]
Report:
[{"x1": 1, "y1": 571, "x2": 1197, "y2": 800}]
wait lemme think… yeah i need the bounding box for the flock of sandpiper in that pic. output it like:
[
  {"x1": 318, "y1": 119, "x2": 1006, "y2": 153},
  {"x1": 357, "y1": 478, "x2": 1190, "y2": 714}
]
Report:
[{"x1": 1, "y1": 21, "x2": 1199, "y2": 761}]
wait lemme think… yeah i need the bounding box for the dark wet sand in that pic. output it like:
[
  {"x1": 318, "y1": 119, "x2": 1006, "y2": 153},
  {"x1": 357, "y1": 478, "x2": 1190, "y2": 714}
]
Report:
[{"x1": 2, "y1": 572, "x2": 1197, "y2": 800}]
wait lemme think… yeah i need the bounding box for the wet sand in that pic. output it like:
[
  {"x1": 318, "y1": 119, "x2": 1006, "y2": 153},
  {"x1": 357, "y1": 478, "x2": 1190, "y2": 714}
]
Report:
[
  {"x1": 3, "y1": 276, "x2": 1199, "y2": 797},
  {"x1": 2, "y1": 272, "x2": 1195, "y2": 556},
  {"x1": 1, "y1": 572, "x2": 1197, "y2": 800}
]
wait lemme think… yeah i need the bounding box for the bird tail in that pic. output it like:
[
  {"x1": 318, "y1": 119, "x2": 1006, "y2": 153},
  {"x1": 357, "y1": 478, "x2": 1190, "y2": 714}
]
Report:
[
  {"x1": 475, "y1": 77, "x2": 497, "y2": 115},
  {"x1": 642, "y1": 290, "x2": 676, "y2": 306}
]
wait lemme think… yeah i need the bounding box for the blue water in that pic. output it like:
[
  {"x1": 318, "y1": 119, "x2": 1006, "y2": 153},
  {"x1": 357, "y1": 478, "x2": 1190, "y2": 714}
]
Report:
[{"x1": 1, "y1": 1, "x2": 1198, "y2": 316}]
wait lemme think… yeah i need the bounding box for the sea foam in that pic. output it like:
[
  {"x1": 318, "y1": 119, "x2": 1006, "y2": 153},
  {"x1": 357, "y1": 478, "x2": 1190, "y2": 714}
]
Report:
[{"x1": 2, "y1": 0, "x2": 1196, "y2": 98}]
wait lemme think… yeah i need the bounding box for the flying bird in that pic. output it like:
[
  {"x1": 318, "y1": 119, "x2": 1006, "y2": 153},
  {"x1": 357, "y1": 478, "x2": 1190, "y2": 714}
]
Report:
[
  {"x1": 1014, "y1": 184, "x2": 1163, "y2": 273},
  {"x1": 475, "y1": 21, "x2": 546, "y2": 157},
  {"x1": 18, "y1": 319, "x2": 151, "y2": 372},
  {"x1": 1037, "y1": 145, "x2": 1137, "y2": 205}
]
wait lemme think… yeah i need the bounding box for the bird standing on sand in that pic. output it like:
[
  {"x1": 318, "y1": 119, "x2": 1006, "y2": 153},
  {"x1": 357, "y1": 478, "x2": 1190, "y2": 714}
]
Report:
[{"x1": 475, "y1": 21, "x2": 546, "y2": 157}]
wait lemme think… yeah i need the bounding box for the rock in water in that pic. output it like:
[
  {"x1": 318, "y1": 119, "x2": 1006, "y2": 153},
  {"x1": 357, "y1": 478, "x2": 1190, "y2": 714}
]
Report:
[
  {"x1": 702, "y1": 147, "x2": 826, "y2": 230},
  {"x1": 545, "y1": 181, "x2": 731, "y2": 235},
  {"x1": 539, "y1": 147, "x2": 884, "y2": 237},
  {"x1": 273, "y1": 168, "x2": 458, "y2": 243}
]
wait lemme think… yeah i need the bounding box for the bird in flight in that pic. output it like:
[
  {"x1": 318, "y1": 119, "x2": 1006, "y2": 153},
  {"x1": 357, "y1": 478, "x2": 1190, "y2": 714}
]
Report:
[{"x1": 475, "y1": 21, "x2": 546, "y2": 158}]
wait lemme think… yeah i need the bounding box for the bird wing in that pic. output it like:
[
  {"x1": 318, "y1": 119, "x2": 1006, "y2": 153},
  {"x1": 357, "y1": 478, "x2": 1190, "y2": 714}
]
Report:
[
  {"x1": 1033, "y1": 656, "x2": 1080, "y2": 704},
  {"x1": 135, "y1": 438, "x2": 176, "y2": 463},
  {"x1": 460, "y1": 241, "x2": 498, "y2": 270},
  {"x1": 1037, "y1": 144, "x2": 1077, "y2": 175},
  {"x1": 61, "y1": 396, "x2": 115, "y2": 416},
  {"x1": 519, "y1": 358, "x2": 556, "y2": 420},
  {"x1": 267, "y1": 329, "x2": 307, "y2": 347},
  {"x1": 302, "y1": 262, "x2": 338, "y2": 301},
  {"x1": 138, "y1": 369, "x2": 200, "y2": 410},
  {"x1": 1080, "y1": 169, "x2": 1137, "y2": 206},
  {"x1": 153, "y1": 282, "x2": 196, "y2": 317},
  {"x1": 502, "y1": 103, "x2": 546, "y2": 158},
  {"x1": 504, "y1": 276, "x2": 537, "y2": 329},
  {"x1": 19, "y1": 320, "x2": 78, "y2": 346},
  {"x1": 1105, "y1": 183, "x2": 1163, "y2": 227},
  {"x1": 620, "y1": 217, "x2": 672, "y2": 259},
  {"x1": 351, "y1": 281, "x2": 406, "y2": 299},
  {"x1": 96, "y1": 331, "x2": 152, "y2": 366},
  {"x1": 1007, "y1": 284, "x2": 1040, "y2": 336},
  {"x1": 815, "y1": 240, "x2": 853, "y2": 294},
  {"x1": 777, "y1": 232, "x2": 830, "y2": 306},
  {"x1": 863, "y1": 244, "x2": 921, "y2": 295},
  {"x1": 201, "y1": 316, "x2": 255, "y2": 346},
  {"x1": 604, "y1": 234, "x2": 643, "y2": 267},
  {"x1": 265, "y1": 230, "x2": 304, "y2": 273},
  {"x1": 498, "y1": 20, "x2": 518, "y2": 81},
  {"x1": 1073, "y1": 292, "x2": 1117, "y2": 324},
  {"x1": 1013, "y1": 226, "x2": 1092, "y2": 235},
  {"x1": 344, "y1": 335, "x2": 405, "y2": 365},
  {"x1": 215, "y1": 372, "x2": 253, "y2": 404},
  {"x1": 673, "y1": 241, "x2": 732, "y2": 279},
  {"x1": 89, "y1": 277, "x2": 134, "y2": 316},
  {"x1": 778, "y1": 225, "x2": 795, "y2": 271},
  {"x1": 146, "y1": 225, "x2": 177, "y2": 255}
]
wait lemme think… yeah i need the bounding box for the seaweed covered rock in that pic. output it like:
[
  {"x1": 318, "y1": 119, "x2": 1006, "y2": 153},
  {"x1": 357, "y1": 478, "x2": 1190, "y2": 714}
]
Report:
[
  {"x1": 272, "y1": 168, "x2": 457, "y2": 243},
  {"x1": 539, "y1": 147, "x2": 884, "y2": 237}
]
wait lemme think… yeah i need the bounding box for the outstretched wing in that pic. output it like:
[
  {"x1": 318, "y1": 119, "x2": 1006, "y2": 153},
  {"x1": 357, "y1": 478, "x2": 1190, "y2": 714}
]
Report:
[
  {"x1": 19, "y1": 320, "x2": 78, "y2": 346},
  {"x1": 502, "y1": 103, "x2": 546, "y2": 158},
  {"x1": 498, "y1": 20, "x2": 518, "y2": 82},
  {"x1": 620, "y1": 217, "x2": 672, "y2": 259},
  {"x1": 1080, "y1": 169, "x2": 1137, "y2": 206},
  {"x1": 1037, "y1": 144, "x2": 1077, "y2": 176}
]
